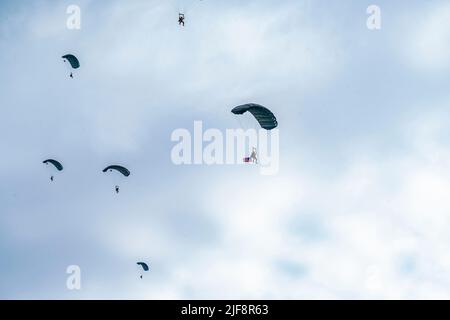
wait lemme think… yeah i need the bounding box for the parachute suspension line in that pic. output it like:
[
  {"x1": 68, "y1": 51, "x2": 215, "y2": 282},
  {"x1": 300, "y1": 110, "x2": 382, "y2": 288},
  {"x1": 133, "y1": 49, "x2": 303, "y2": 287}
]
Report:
[
  {"x1": 236, "y1": 116, "x2": 245, "y2": 130},
  {"x1": 234, "y1": 113, "x2": 255, "y2": 133},
  {"x1": 243, "y1": 114, "x2": 254, "y2": 131},
  {"x1": 178, "y1": 1, "x2": 185, "y2": 15}
]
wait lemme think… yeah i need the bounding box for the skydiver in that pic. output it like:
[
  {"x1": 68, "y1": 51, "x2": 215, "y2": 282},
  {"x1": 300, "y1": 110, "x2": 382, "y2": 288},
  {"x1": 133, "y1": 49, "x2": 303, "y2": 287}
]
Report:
[
  {"x1": 70, "y1": 72, "x2": 73, "y2": 78},
  {"x1": 250, "y1": 147, "x2": 258, "y2": 164},
  {"x1": 178, "y1": 14, "x2": 185, "y2": 26},
  {"x1": 50, "y1": 176, "x2": 54, "y2": 182},
  {"x1": 115, "y1": 185, "x2": 120, "y2": 194}
]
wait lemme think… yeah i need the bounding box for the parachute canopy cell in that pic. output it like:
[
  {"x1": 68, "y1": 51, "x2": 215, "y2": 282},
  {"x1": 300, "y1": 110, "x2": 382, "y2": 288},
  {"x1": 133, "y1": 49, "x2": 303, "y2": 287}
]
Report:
[
  {"x1": 62, "y1": 54, "x2": 80, "y2": 69},
  {"x1": 43, "y1": 159, "x2": 63, "y2": 171},
  {"x1": 137, "y1": 262, "x2": 149, "y2": 271},
  {"x1": 231, "y1": 103, "x2": 278, "y2": 130},
  {"x1": 102, "y1": 165, "x2": 130, "y2": 177}
]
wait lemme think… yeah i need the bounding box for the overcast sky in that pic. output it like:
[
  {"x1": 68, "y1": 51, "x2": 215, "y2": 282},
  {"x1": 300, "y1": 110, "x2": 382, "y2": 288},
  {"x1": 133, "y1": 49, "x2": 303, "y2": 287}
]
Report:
[{"x1": 1, "y1": 0, "x2": 450, "y2": 299}]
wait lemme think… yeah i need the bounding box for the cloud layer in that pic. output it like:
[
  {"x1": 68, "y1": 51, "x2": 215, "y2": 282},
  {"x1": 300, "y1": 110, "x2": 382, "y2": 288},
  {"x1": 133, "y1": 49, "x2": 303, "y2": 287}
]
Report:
[{"x1": 1, "y1": 0, "x2": 450, "y2": 299}]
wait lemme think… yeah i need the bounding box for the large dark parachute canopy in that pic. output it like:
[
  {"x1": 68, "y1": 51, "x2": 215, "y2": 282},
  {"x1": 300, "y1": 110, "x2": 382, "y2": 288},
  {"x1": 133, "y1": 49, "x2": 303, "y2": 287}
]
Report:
[
  {"x1": 231, "y1": 103, "x2": 278, "y2": 130},
  {"x1": 62, "y1": 54, "x2": 80, "y2": 69},
  {"x1": 102, "y1": 165, "x2": 130, "y2": 177},
  {"x1": 43, "y1": 159, "x2": 63, "y2": 171},
  {"x1": 137, "y1": 262, "x2": 149, "y2": 271}
]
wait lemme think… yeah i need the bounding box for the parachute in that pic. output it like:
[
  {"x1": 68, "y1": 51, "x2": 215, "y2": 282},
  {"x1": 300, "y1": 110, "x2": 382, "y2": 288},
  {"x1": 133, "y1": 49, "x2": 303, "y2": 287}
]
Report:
[
  {"x1": 137, "y1": 262, "x2": 149, "y2": 279},
  {"x1": 102, "y1": 165, "x2": 130, "y2": 177},
  {"x1": 137, "y1": 262, "x2": 149, "y2": 271},
  {"x1": 43, "y1": 159, "x2": 63, "y2": 171},
  {"x1": 231, "y1": 103, "x2": 278, "y2": 130},
  {"x1": 62, "y1": 54, "x2": 80, "y2": 69},
  {"x1": 43, "y1": 159, "x2": 63, "y2": 182},
  {"x1": 103, "y1": 165, "x2": 129, "y2": 194}
]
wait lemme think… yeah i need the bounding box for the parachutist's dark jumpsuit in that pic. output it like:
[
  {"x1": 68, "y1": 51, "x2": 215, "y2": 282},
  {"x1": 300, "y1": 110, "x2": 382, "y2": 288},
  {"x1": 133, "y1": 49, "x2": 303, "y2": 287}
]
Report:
[{"x1": 179, "y1": 16, "x2": 185, "y2": 26}]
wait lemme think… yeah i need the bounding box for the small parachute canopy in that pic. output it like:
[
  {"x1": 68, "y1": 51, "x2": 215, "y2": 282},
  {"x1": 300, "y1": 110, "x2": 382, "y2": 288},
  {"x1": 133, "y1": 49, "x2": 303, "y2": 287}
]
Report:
[
  {"x1": 137, "y1": 262, "x2": 149, "y2": 271},
  {"x1": 231, "y1": 103, "x2": 278, "y2": 130},
  {"x1": 102, "y1": 165, "x2": 130, "y2": 177},
  {"x1": 62, "y1": 54, "x2": 80, "y2": 69},
  {"x1": 43, "y1": 159, "x2": 63, "y2": 171}
]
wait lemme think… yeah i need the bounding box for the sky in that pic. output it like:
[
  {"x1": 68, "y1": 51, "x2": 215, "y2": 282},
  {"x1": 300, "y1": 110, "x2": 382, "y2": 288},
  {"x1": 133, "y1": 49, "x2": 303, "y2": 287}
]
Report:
[{"x1": 1, "y1": 0, "x2": 450, "y2": 299}]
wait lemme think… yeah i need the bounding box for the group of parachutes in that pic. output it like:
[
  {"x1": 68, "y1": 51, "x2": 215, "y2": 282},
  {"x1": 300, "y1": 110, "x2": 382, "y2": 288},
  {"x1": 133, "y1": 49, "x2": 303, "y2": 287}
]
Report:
[
  {"x1": 43, "y1": 159, "x2": 130, "y2": 194},
  {"x1": 57, "y1": 51, "x2": 279, "y2": 278},
  {"x1": 55, "y1": 54, "x2": 279, "y2": 194}
]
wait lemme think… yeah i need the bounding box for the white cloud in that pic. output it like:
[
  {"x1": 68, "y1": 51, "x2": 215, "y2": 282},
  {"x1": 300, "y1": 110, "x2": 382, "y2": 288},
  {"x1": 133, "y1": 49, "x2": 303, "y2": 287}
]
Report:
[
  {"x1": 2, "y1": 0, "x2": 450, "y2": 299},
  {"x1": 401, "y1": 3, "x2": 450, "y2": 72}
]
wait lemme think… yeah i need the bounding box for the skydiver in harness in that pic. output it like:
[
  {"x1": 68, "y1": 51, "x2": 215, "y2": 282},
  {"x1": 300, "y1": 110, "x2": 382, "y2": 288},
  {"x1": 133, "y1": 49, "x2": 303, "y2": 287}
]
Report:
[
  {"x1": 250, "y1": 147, "x2": 258, "y2": 164},
  {"x1": 50, "y1": 176, "x2": 54, "y2": 182},
  {"x1": 178, "y1": 13, "x2": 185, "y2": 26},
  {"x1": 115, "y1": 185, "x2": 120, "y2": 194}
]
